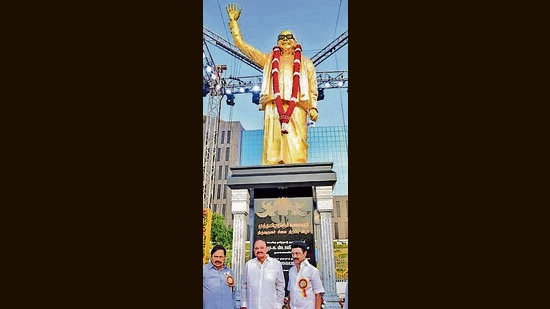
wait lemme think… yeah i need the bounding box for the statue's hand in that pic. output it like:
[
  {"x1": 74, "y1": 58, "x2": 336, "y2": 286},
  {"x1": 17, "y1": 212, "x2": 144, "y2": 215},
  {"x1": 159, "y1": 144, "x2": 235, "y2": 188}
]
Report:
[
  {"x1": 226, "y1": 3, "x2": 242, "y2": 21},
  {"x1": 309, "y1": 109, "x2": 318, "y2": 122}
]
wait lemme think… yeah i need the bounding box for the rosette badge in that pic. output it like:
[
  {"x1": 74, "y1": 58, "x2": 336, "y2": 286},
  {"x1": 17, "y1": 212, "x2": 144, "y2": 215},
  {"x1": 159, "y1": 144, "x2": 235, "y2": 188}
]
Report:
[
  {"x1": 226, "y1": 274, "x2": 235, "y2": 292},
  {"x1": 298, "y1": 278, "x2": 308, "y2": 297}
]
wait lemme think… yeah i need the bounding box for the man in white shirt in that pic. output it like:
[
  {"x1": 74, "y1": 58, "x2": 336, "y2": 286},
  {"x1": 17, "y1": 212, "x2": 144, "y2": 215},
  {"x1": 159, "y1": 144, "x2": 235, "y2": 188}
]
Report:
[
  {"x1": 240, "y1": 239, "x2": 285, "y2": 309},
  {"x1": 287, "y1": 241, "x2": 325, "y2": 309}
]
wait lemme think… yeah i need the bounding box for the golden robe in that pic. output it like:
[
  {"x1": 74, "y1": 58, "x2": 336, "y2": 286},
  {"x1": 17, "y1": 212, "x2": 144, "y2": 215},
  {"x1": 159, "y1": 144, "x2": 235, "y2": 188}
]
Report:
[{"x1": 229, "y1": 21, "x2": 318, "y2": 165}]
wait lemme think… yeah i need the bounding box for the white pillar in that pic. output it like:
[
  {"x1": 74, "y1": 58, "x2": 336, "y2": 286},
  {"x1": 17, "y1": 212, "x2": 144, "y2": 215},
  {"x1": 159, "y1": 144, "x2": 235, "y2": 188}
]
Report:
[
  {"x1": 315, "y1": 186, "x2": 340, "y2": 309},
  {"x1": 231, "y1": 189, "x2": 249, "y2": 305},
  {"x1": 313, "y1": 210, "x2": 322, "y2": 270}
]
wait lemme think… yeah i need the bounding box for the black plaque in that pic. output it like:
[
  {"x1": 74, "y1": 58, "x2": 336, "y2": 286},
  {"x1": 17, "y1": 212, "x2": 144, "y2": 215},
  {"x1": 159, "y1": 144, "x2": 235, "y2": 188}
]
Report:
[{"x1": 253, "y1": 197, "x2": 315, "y2": 290}]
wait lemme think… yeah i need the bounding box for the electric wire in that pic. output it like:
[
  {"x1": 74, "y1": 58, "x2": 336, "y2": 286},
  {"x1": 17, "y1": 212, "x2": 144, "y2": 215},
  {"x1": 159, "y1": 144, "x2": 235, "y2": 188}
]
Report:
[{"x1": 331, "y1": 0, "x2": 348, "y2": 156}]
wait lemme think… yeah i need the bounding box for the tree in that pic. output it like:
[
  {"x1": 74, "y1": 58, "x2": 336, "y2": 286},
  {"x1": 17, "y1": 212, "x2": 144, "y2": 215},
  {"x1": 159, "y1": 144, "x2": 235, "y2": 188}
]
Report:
[{"x1": 210, "y1": 212, "x2": 233, "y2": 250}]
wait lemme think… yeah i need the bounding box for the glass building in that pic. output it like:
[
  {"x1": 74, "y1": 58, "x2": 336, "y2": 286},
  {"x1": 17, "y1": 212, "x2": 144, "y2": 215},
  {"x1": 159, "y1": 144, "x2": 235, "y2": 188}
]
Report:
[{"x1": 241, "y1": 126, "x2": 348, "y2": 196}]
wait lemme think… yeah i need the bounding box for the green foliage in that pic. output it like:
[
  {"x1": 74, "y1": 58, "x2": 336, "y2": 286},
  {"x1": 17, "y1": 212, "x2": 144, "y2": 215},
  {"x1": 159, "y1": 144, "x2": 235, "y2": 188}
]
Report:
[{"x1": 210, "y1": 213, "x2": 233, "y2": 250}]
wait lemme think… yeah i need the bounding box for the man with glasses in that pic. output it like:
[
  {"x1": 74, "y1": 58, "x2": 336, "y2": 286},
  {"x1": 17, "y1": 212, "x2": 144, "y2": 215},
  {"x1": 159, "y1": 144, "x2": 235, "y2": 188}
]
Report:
[
  {"x1": 287, "y1": 241, "x2": 325, "y2": 309},
  {"x1": 226, "y1": 3, "x2": 319, "y2": 165},
  {"x1": 240, "y1": 239, "x2": 285, "y2": 309}
]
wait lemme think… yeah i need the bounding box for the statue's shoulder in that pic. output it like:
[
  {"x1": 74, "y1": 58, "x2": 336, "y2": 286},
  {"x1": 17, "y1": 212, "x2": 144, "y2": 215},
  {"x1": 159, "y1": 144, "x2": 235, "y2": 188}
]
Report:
[
  {"x1": 301, "y1": 54, "x2": 313, "y2": 63},
  {"x1": 300, "y1": 55, "x2": 315, "y2": 68}
]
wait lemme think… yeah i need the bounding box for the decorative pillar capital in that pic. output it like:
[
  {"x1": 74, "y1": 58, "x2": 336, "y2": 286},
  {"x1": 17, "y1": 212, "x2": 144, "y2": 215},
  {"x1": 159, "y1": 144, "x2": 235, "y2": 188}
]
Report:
[
  {"x1": 315, "y1": 186, "x2": 334, "y2": 212},
  {"x1": 231, "y1": 189, "x2": 250, "y2": 214}
]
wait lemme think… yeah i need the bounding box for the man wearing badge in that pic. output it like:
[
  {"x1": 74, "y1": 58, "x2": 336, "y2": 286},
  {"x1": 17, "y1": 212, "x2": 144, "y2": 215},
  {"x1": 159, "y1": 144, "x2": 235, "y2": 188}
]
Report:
[
  {"x1": 287, "y1": 241, "x2": 325, "y2": 309},
  {"x1": 203, "y1": 245, "x2": 238, "y2": 309}
]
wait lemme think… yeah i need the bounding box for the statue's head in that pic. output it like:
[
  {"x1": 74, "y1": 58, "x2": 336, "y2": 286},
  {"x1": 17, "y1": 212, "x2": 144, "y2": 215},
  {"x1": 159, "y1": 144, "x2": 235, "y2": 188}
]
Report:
[{"x1": 277, "y1": 30, "x2": 298, "y2": 53}]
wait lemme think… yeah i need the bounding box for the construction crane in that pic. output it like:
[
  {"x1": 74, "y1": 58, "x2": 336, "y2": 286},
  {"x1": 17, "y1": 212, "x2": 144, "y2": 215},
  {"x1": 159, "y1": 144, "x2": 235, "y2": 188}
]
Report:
[{"x1": 202, "y1": 27, "x2": 348, "y2": 211}]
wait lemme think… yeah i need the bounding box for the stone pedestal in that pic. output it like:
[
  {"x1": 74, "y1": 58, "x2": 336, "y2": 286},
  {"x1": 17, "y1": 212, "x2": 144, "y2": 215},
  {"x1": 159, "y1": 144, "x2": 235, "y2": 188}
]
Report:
[{"x1": 227, "y1": 162, "x2": 338, "y2": 307}]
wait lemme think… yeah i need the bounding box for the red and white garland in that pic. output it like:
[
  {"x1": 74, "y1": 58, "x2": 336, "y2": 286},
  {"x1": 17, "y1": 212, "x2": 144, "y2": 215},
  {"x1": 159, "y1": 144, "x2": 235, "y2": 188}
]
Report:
[{"x1": 271, "y1": 44, "x2": 302, "y2": 134}]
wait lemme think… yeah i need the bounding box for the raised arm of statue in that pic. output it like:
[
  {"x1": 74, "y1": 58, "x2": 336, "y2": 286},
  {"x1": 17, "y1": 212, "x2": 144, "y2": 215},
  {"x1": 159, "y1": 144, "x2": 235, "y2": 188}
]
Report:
[
  {"x1": 226, "y1": 3, "x2": 268, "y2": 68},
  {"x1": 226, "y1": 3, "x2": 241, "y2": 22}
]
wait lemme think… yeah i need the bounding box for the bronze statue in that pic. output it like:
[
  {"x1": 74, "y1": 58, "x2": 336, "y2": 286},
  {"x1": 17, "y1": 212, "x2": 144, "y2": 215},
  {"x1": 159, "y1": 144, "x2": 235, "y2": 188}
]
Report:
[{"x1": 227, "y1": 3, "x2": 319, "y2": 165}]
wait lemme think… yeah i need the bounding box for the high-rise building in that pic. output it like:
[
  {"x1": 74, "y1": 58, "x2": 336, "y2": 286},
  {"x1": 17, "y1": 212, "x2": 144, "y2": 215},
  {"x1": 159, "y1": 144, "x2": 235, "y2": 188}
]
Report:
[
  {"x1": 204, "y1": 118, "x2": 348, "y2": 240},
  {"x1": 203, "y1": 119, "x2": 244, "y2": 230}
]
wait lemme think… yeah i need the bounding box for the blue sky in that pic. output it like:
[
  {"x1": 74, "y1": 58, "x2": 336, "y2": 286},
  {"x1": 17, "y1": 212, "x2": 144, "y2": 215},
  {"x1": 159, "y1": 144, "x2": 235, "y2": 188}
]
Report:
[{"x1": 203, "y1": 0, "x2": 348, "y2": 130}]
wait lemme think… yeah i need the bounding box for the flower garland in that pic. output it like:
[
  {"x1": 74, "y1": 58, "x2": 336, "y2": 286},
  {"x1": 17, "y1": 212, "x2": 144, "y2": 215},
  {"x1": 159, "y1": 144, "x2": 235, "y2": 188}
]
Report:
[{"x1": 271, "y1": 44, "x2": 302, "y2": 134}]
